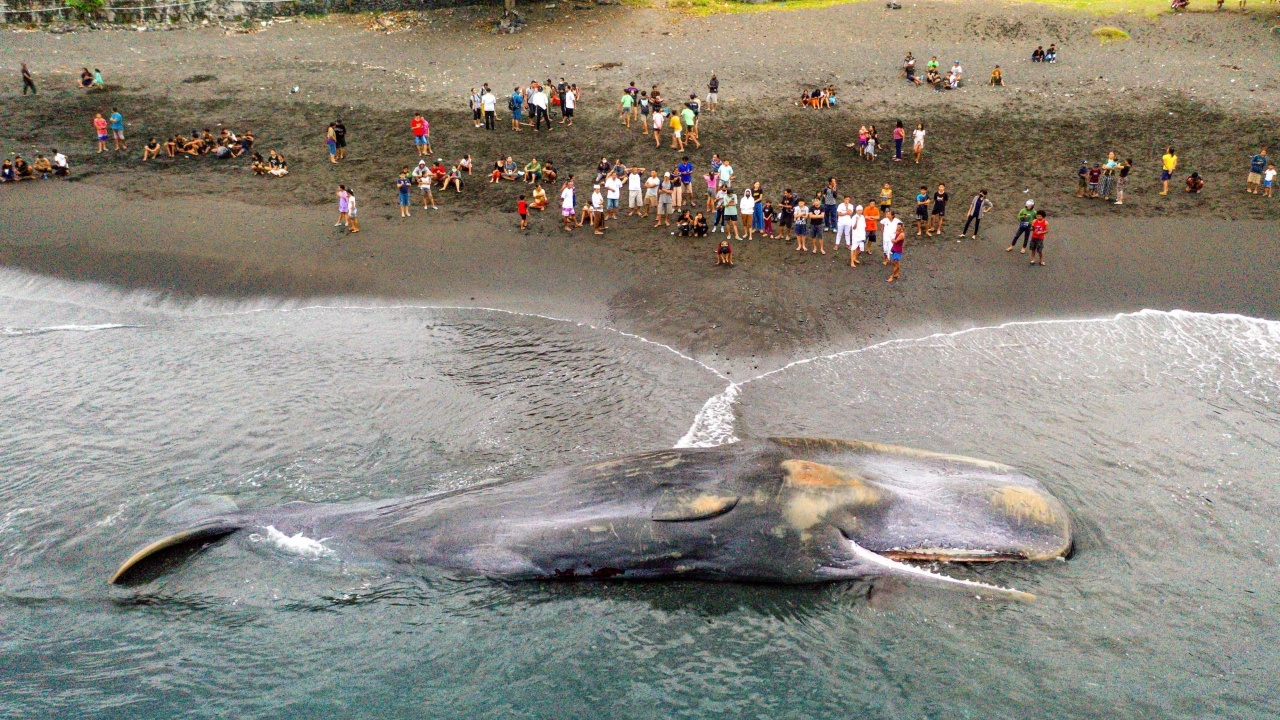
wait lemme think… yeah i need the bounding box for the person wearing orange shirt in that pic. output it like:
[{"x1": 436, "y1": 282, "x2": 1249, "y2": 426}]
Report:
[{"x1": 863, "y1": 202, "x2": 881, "y2": 263}]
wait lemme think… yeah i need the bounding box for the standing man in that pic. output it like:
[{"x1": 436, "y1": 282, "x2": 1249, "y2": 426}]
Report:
[
  {"x1": 863, "y1": 200, "x2": 880, "y2": 261},
  {"x1": 880, "y1": 208, "x2": 901, "y2": 266},
  {"x1": 1247, "y1": 148, "x2": 1268, "y2": 194},
  {"x1": 823, "y1": 178, "x2": 840, "y2": 233},
  {"x1": 914, "y1": 185, "x2": 930, "y2": 236},
  {"x1": 108, "y1": 108, "x2": 127, "y2": 151},
  {"x1": 411, "y1": 113, "x2": 429, "y2": 156},
  {"x1": 555, "y1": 78, "x2": 568, "y2": 121},
  {"x1": 560, "y1": 177, "x2": 577, "y2": 232},
  {"x1": 626, "y1": 165, "x2": 645, "y2": 216},
  {"x1": 706, "y1": 74, "x2": 719, "y2": 113},
  {"x1": 481, "y1": 87, "x2": 497, "y2": 131},
  {"x1": 333, "y1": 118, "x2": 347, "y2": 161},
  {"x1": 1160, "y1": 147, "x2": 1178, "y2": 196},
  {"x1": 959, "y1": 189, "x2": 989, "y2": 240},
  {"x1": 21, "y1": 63, "x2": 36, "y2": 95},
  {"x1": 561, "y1": 85, "x2": 576, "y2": 126},
  {"x1": 1008, "y1": 200, "x2": 1035, "y2": 253},
  {"x1": 835, "y1": 195, "x2": 857, "y2": 254},
  {"x1": 604, "y1": 171, "x2": 623, "y2": 220},
  {"x1": 530, "y1": 85, "x2": 549, "y2": 132},
  {"x1": 677, "y1": 157, "x2": 694, "y2": 208}
]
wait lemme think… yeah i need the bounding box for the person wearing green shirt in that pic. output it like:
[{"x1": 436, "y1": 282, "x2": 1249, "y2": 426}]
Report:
[
  {"x1": 523, "y1": 157, "x2": 542, "y2": 184},
  {"x1": 679, "y1": 106, "x2": 700, "y2": 149},
  {"x1": 619, "y1": 92, "x2": 634, "y2": 128},
  {"x1": 1008, "y1": 199, "x2": 1036, "y2": 253}
]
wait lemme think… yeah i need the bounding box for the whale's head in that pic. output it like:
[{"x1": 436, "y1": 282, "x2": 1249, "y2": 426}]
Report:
[{"x1": 766, "y1": 438, "x2": 1072, "y2": 598}]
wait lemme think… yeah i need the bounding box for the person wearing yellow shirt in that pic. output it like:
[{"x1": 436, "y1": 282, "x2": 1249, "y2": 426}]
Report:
[{"x1": 1161, "y1": 147, "x2": 1178, "y2": 195}]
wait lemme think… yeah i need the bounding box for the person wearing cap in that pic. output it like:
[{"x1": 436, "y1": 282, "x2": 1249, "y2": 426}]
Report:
[{"x1": 1008, "y1": 199, "x2": 1036, "y2": 254}]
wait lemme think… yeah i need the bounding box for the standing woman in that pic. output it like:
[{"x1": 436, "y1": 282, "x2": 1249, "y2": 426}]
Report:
[
  {"x1": 893, "y1": 121, "x2": 906, "y2": 162},
  {"x1": 326, "y1": 123, "x2": 338, "y2": 163},
  {"x1": 470, "y1": 88, "x2": 483, "y2": 128},
  {"x1": 346, "y1": 190, "x2": 360, "y2": 233},
  {"x1": 1115, "y1": 158, "x2": 1132, "y2": 205},
  {"x1": 927, "y1": 183, "x2": 949, "y2": 236},
  {"x1": 740, "y1": 190, "x2": 757, "y2": 240},
  {"x1": 912, "y1": 123, "x2": 925, "y2": 164},
  {"x1": 959, "y1": 189, "x2": 990, "y2": 240},
  {"x1": 751, "y1": 187, "x2": 765, "y2": 239}
]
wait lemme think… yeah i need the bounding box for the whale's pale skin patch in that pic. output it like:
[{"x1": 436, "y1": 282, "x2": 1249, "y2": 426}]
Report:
[{"x1": 990, "y1": 486, "x2": 1061, "y2": 526}]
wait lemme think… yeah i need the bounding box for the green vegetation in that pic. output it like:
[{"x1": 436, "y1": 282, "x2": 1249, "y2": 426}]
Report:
[
  {"x1": 1092, "y1": 25, "x2": 1132, "y2": 41},
  {"x1": 65, "y1": 0, "x2": 103, "y2": 17},
  {"x1": 665, "y1": 0, "x2": 1174, "y2": 17}
]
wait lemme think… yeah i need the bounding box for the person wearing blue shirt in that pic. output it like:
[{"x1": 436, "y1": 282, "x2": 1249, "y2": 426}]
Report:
[
  {"x1": 677, "y1": 157, "x2": 694, "y2": 196},
  {"x1": 108, "y1": 108, "x2": 126, "y2": 151},
  {"x1": 510, "y1": 88, "x2": 525, "y2": 131},
  {"x1": 1247, "y1": 148, "x2": 1268, "y2": 194}
]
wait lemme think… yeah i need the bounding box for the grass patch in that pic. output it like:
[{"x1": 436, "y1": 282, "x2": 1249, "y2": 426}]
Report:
[{"x1": 1092, "y1": 25, "x2": 1131, "y2": 41}]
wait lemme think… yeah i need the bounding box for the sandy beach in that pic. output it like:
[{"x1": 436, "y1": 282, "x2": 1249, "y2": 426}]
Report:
[{"x1": 2, "y1": 0, "x2": 1279, "y2": 370}]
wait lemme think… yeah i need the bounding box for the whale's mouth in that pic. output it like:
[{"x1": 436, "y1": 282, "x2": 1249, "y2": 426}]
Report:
[{"x1": 834, "y1": 531, "x2": 1037, "y2": 601}]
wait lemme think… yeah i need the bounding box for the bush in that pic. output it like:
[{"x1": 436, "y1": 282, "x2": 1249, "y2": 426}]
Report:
[{"x1": 1092, "y1": 26, "x2": 1130, "y2": 43}]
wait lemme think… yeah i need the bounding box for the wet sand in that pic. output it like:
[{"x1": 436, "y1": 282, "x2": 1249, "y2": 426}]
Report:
[{"x1": 2, "y1": 1, "x2": 1280, "y2": 370}]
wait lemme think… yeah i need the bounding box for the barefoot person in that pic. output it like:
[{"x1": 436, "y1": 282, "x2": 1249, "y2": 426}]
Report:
[
  {"x1": 346, "y1": 190, "x2": 360, "y2": 233},
  {"x1": 93, "y1": 113, "x2": 109, "y2": 153},
  {"x1": 517, "y1": 195, "x2": 529, "y2": 229},
  {"x1": 927, "y1": 183, "x2": 948, "y2": 236},
  {"x1": 336, "y1": 184, "x2": 350, "y2": 227},
  {"x1": 1160, "y1": 147, "x2": 1177, "y2": 195},
  {"x1": 913, "y1": 186, "x2": 929, "y2": 236},
  {"x1": 1029, "y1": 210, "x2": 1048, "y2": 266},
  {"x1": 912, "y1": 123, "x2": 925, "y2": 164},
  {"x1": 560, "y1": 178, "x2": 577, "y2": 232},
  {"x1": 793, "y1": 199, "x2": 809, "y2": 251},
  {"x1": 108, "y1": 108, "x2": 126, "y2": 151},
  {"x1": 880, "y1": 210, "x2": 902, "y2": 268},
  {"x1": 1008, "y1": 200, "x2": 1035, "y2": 253},
  {"x1": 397, "y1": 171, "x2": 413, "y2": 217},
  {"x1": 887, "y1": 218, "x2": 906, "y2": 283},
  {"x1": 716, "y1": 238, "x2": 733, "y2": 266}
]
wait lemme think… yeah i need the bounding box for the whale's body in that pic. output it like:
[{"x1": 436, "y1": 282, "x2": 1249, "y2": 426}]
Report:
[{"x1": 112, "y1": 438, "x2": 1073, "y2": 599}]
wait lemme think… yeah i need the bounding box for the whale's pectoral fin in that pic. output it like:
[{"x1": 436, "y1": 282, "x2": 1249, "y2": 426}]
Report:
[
  {"x1": 823, "y1": 538, "x2": 1036, "y2": 601},
  {"x1": 651, "y1": 488, "x2": 739, "y2": 522},
  {"x1": 109, "y1": 523, "x2": 242, "y2": 586}
]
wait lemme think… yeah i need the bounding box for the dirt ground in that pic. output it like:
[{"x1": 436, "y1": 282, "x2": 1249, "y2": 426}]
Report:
[{"x1": 1, "y1": 1, "x2": 1279, "y2": 368}]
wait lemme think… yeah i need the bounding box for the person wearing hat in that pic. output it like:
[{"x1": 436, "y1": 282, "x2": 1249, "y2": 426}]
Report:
[{"x1": 1008, "y1": 199, "x2": 1036, "y2": 254}]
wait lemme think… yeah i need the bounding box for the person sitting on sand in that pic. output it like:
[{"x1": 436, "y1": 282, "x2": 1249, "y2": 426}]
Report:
[
  {"x1": 1045, "y1": 44, "x2": 1057, "y2": 63},
  {"x1": 443, "y1": 165, "x2": 463, "y2": 192},
  {"x1": 1185, "y1": 172, "x2": 1205, "y2": 193},
  {"x1": 458, "y1": 154, "x2": 473, "y2": 175},
  {"x1": 214, "y1": 140, "x2": 233, "y2": 159},
  {"x1": 502, "y1": 156, "x2": 520, "y2": 182},
  {"x1": 13, "y1": 155, "x2": 32, "y2": 180},
  {"x1": 267, "y1": 150, "x2": 288, "y2": 176},
  {"x1": 692, "y1": 212, "x2": 709, "y2": 237},
  {"x1": 524, "y1": 157, "x2": 542, "y2": 183},
  {"x1": 990, "y1": 66, "x2": 1004, "y2": 86},
  {"x1": 676, "y1": 210, "x2": 693, "y2": 236},
  {"x1": 32, "y1": 154, "x2": 52, "y2": 179},
  {"x1": 430, "y1": 159, "x2": 448, "y2": 187},
  {"x1": 927, "y1": 68, "x2": 943, "y2": 92},
  {"x1": 93, "y1": 69, "x2": 104, "y2": 88},
  {"x1": 542, "y1": 162, "x2": 558, "y2": 185},
  {"x1": 826, "y1": 86, "x2": 839, "y2": 107},
  {"x1": 902, "y1": 53, "x2": 921, "y2": 85},
  {"x1": 52, "y1": 149, "x2": 68, "y2": 177},
  {"x1": 1031, "y1": 46, "x2": 1045, "y2": 63},
  {"x1": 251, "y1": 152, "x2": 267, "y2": 175},
  {"x1": 239, "y1": 131, "x2": 255, "y2": 155},
  {"x1": 182, "y1": 135, "x2": 205, "y2": 156},
  {"x1": 530, "y1": 184, "x2": 549, "y2": 211},
  {"x1": 715, "y1": 238, "x2": 733, "y2": 266},
  {"x1": 0, "y1": 160, "x2": 14, "y2": 183},
  {"x1": 79, "y1": 68, "x2": 94, "y2": 88},
  {"x1": 164, "y1": 137, "x2": 179, "y2": 158},
  {"x1": 143, "y1": 138, "x2": 161, "y2": 161}
]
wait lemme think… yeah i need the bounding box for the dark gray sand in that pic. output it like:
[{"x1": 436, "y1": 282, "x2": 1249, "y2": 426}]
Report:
[{"x1": 2, "y1": 1, "x2": 1279, "y2": 370}]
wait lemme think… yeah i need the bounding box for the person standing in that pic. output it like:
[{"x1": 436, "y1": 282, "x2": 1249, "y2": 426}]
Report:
[
  {"x1": 335, "y1": 185, "x2": 350, "y2": 227},
  {"x1": 1029, "y1": 210, "x2": 1048, "y2": 266},
  {"x1": 1247, "y1": 148, "x2": 1268, "y2": 194},
  {"x1": 792, "y1": 199, "x2": 810, "y2": 251},
  {"x1": 892, "y1": 121, "x2": 905, "y2": 162},
  {"x1": 590, "y1": 184, "x2": 605, "y2": 235},
  {"x1": 863, "y1": 201, "x2": 880, "y2": 261},
  {"x1": 107, "y1": 108, "x2": 127, "y2": 151},
  {"x1": 333, "y1": 119, "x2": 347, "y2": 160},
  {"x1": 1100, "y1": 152, "x2": 1119, "y2": 200},
  {"x1": 517, "y1": 195, "x2": 529, "y2": 229},
  {"x1": 411, "y1": 113, "x2": 429, "y2": 156},
  {"x1": 1115, "y1": 158, "x2": 1132, "y2": 205},
  {"x1": 1160, "y1": 147, "x2": 1178, "y2": 195},
  {"x1": 510, "y1": 87, "x2": 525, "y2": 131},
  {"x1": 93, "y1": 113, "x2": 109, "y2": 153},
  {"x1": 481, "y1": 88, "x2": 497, "y2": 131},
  {"x1": 326, "y1": 123, "x2": 338, "y2": 163},
  {"x1": 21, "y1": 63, "x2": 36, "y2": 95},
  {"x1": 417, "y1": 166, "x2": 437, "y2": 210},
  {"x1": 823, "y1": 178, "x2": 840, "y2": 233},
  {"x1": 741, "y1": 190, "x2": 757, "y2": 240},
  {"x1": 959, "y1": 189, "x2": 990, "y2": 240},
  {"x1": 620, "y1": 89, "x2": 634, "y2": 128},
  {"x1": 1008, "y1": 200, "x2": 1035, "y2": 253},
  {"x1": 835, "y1": 195, "x2": 857, "y2": 252},
  {"x1": 561, "y1": 86, "x2": 576, "y2": 126},
  {"x1": 397, "y1": 171, "x2": 413, "y2": 217},
  {"x1": 717, "y1": 159, "x2": 734, "y2": 191},
  {"x1": 886, "y1": 213, "x2": 906, "y2": 283},
  {"x1": 707, "y1": 74, "x2": 719, "y2": 113},
  {"x1": 927, "y1": 183, "x2": 948, "y2": 236},
  {"x1": 530, "y1": 85, "x2": 549, "y2": 132},
  {"x1": 912, "y1": 123, "x2": 925, "y2": 164},
  {"x1": 346, "y1": 190, "x2": 360, "y2": 233},
  {"x1": 560, "y1": 178, "x2": 577, "y2": 232},
  {"x1": 880, "y1": 208, "x2": 901, "y2": 265}
]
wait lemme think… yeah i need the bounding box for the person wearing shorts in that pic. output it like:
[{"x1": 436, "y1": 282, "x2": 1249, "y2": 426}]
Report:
[
  {"x1": 626, "y1": 168, "x2": 645, "y2": 215},
  {"x1": 1029, "y1": 210, "x2": 1047, "y2": 266},
  {"x1": 706, "y1": 74, "x2": 719, "y2": 113},
  {"x1": 1160, "y1": 147, "x2": 1177, "y2": 195},
  {"x1": 397, "y1": 171, "x2": 413, "y2": 217},
  {"x1": 412, "y1": 113, "x2": 430, "y2": 155},
  {"x1": 93, "y1": 113, "x2": 109, "y2": 153},
  {"x1": 1247, "y1": 148, "x2": 1267, "y2": 194},
  {"x1": 560, "y1": 179, "x2": 577, "y2": 231},
  {"x1": 913, "y1": 186, "x2": 929, "y2": 236},
  {"x1": 643, "y1": 170, "x2": 660, "y2": 218},
  {"x1": 108, "y1": 108, "x2": 126, "y2": 151}
]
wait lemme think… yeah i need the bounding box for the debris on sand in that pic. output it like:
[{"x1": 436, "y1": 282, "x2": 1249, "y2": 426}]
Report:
[
  {"x1": 365, "y1": 11, "x2": 426, "y2": 34},
  {"x1": 587, "y1": 62, "x2": 623, "y2": 70}
]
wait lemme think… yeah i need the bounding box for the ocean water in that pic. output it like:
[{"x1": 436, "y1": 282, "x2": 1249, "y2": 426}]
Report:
[{"x1": 0, "y1": 270, "x2": 1277, "y2": 719}]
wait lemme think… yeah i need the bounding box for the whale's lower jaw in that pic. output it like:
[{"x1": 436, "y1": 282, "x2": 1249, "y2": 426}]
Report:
[
  {"x1": 831, "y1": 536, "x2": 1038, "y2": 601},
  {"x1": 882, "y1": 549, "x2": 1024, "y2": 563}
]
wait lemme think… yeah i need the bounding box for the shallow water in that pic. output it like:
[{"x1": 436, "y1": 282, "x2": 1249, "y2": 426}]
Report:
[{"x1": 0, "y1": 271, "x2": 1276, "y2": 719}]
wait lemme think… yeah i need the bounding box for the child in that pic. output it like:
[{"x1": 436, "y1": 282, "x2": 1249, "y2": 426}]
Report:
[
  {"x1": 397, "y1": 172, "x2": 413, "y2": 217},
  {"x1": 336, "y1": 185, "x2": 350, "y2": 227},
  {"x1": 1265, "y1": 164, "x2": 1276, "y2": 198},
  {"x1": 716, "y1": 239, "x2": 733, "y2": 266},
  {"x1": 518, "y1": 195, "x2": 529, "y2": 229},
  {"x1": 793, "y1": 199, "x2": 809, "y2": 251},
  {"x1": 531, "y1": 184, "x2": 548, "y2": 211},
  {"x1": 887, "y1": 220, "x2": 905, "y2": 283},
  {"x1": 1087, "y1": 163, "x2": 1102, "y2": 198},
  {"x1": 865, "y1": 135, "x2": 877, "y2": 161},
  {"x1": 347, "y1": 191, "x2": 360, "y2": 233},
  {"x1": 1029, "y1": 210, "x2": 1047, "y2": 266},
  {"x1": 762, "y1": 200, "x2": 775, "y2": 238}
]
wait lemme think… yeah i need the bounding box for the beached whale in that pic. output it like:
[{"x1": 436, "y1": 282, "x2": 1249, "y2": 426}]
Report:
[{"x1": 110, "y1": 438, "x2": 1072, "y2": 599}]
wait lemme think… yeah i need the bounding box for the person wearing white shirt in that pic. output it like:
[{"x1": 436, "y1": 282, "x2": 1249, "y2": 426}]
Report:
[
  {"x1": 739, "y1": 190, "x2": 756, "y2": 239},
  {"x1": 603, "y1": 173, "x2": 623, "y2": 219},
  {"x1": 51, "y1": 149, "x2": 69, "y2": 177},
  {"x1": 626, "y1": 168, "x2": 645, "y2": 215},
  {"x1": 530, "y1": 88, "x2": 549, "y2": 131},
  {"x1": 481, "y1": 89, "x2": 497, "y2": 131},
  {"x1": 835, "y1": 196, "x2": 857, "y2": 249},
  {"x1": 589, "y1": 185, "x2": 605, "y2": 234},
  {"x1": 850, "y1": 205, "x2": 867, "y2": 265},
  {"x1": 643, "y1": 171, "x2": 661, "y2": 218},
  {"x1": 912, "y1": 124, "x2": 926, "y2": 164},
  {"x1": 880, "y1": 214, "x2": 903, "y2": 262},
  {"x1": 561, "y1": 88, "x2": 576, "y2": 126},
  {"x1": 560, "y1": 180, "x2": 576, "y2": 232}
]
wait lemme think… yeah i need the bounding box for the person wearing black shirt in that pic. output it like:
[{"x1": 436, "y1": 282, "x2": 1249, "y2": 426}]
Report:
[
  {"x1": 778, "y1": 189, "x2": 795, "y2": 239},
  {"x1": 927, "y1": 183, "x2": 949, "y2": 236},
  {"x1": 21, "y1": 63, "x2": 36, "y2": 95},
  {"x1": 707, "y1": 74, "x2": 719, "y2": 113},
  {"x1": 333, "y1": 119, "x2": 346, "y2": 160}
]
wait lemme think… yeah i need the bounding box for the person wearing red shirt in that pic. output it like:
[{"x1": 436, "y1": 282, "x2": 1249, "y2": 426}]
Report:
[
  {"x1": 411, "y1": 113, "x2": 431, "y2": 156},
  {"x1": 517, "y1": 195, "x2": 529, "y2": 229},
  {"x1": 93, "y1": 113, "x2": 109, "y2": 153},
  {"x1": 1029, "y1": 210, "x2": 1048, "y2": 266},
  {"x1": 430, "y1": 159, "x2": 447, "y2": 185}
]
